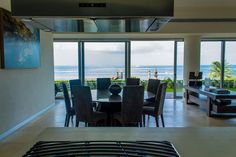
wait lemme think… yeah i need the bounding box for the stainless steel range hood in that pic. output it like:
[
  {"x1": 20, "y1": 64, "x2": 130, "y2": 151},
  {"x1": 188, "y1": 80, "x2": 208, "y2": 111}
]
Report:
[{"x1": 11, "y1": 0, "x2": 174, "y2": 33}]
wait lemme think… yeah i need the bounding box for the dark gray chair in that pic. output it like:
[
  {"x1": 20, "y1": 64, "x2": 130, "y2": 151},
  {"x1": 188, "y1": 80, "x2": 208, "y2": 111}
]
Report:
[
  {"x1": 97, "y1": 78, "x2": 111, "y2": 90},
  {"x1": 62, "y1": 82, "x2": 75, "y2": 127},
  {"x1": 147, "y1": 79, "x2": 161, "y2": 94},
  {"x1": 69, "y1": 79, "x2": 81, "y2": 88},
  {"x1": 143, "y1": 83, "x2": 167, "y2": 127},
  {"x1": 69, "y1": 79, "x2": 81, "y2": 107},
  {"x1": 145, "y1": 79, "x2": 161, "y2": 104},
  {"x1": 126, "y1": 78, "x2": 140, "y2": 86},
  {"x1": 71, "y1": 86, "x2": 107, "y2": 127},
  {"x1": 113, "y1": 86, "x2": 144, "y2": 126}
]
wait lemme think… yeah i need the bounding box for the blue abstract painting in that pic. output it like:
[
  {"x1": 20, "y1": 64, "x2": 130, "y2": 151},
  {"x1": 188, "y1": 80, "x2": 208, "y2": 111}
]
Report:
[{"x1": 2, "y1": 9, "x2": 40, "y2": 69}]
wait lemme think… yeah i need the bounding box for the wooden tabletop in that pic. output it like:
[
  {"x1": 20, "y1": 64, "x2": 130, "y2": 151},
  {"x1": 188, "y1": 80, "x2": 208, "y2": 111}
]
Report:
[
  {"x1": 91, "y1": 90, "x2": 155, "y2": 103},
  {"x1": 36, "y1": 127, "x2": 236, "y2": 157}
]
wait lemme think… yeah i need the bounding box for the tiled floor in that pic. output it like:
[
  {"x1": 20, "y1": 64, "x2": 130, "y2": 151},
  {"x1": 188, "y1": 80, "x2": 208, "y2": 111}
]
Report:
[{"x1": 1, "y1": 99, "x2": 236, "y2": 156}]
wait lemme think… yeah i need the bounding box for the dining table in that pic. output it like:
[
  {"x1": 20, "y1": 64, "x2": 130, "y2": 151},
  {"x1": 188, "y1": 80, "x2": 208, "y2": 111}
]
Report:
[
  {"x1": 91, "y1": 89, "x2": 156, "y2": 103},
  {"x1": 69, "y1": 88, "x2": 155, "y2": 126},
  {"x1": 90, "y1": 89, "x2": 156, "y2": 125}
]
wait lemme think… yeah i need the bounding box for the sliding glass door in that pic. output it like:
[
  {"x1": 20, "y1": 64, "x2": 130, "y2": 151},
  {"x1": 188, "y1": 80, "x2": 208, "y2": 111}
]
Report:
[
  {"x1": 53, "y1": 40, "x2": 184, "y2": 98},
  {"x1": 200, "y1": 41, "x2": 222, "y2": 87},
  {"x1": 131, "y1": 41, "x2": 175, "y2": 98},
  {"x1": 84, "y1": 42, "x2": 126, "y2": 89},
  {"x1": 224, "y1": 41, "x2": 236, "y2": 91},
  {"x1": 174, "y1": 41, "x2": 184, "y2": 97},
  {"x1": 53, "y1": 42, "x2": 79, "y2": 81}
]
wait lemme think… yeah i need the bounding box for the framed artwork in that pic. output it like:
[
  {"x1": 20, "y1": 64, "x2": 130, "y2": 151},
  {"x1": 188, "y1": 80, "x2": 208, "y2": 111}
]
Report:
[{"x1": 0, "y1": 8, "x2": 40, "y2": 69}]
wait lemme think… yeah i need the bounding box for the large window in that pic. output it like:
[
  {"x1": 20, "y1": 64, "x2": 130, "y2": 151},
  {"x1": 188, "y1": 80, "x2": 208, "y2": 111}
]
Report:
[
  {"x1": 53, "y1": 40, "x2": 185, "y2": 98},
  {"x1": 131, "y1": 41, "x2": 175, "y2": 98},
  {"x1": 175, "y1": 42, "x2": 184, "y2": 97},
  {"x1": 200, "y1": 41, "x2": 222, "y2": 87},
  {"x1": 84, "y1": 42, "x2": 126, "y2": 89},
  {"x1": 225, "y1": 41, "x2": 236, "y2": 91},
  {"x1": 53, "y1": 42, "x2": 79, "y2": 81}
]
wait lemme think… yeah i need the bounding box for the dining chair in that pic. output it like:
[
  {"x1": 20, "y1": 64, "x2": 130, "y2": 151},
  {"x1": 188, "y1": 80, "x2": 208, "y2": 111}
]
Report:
[
  {"x1": 69, "y1": 79, "x2": 81, "y2": 107},
  {"x1": 69, "y1": 79, "x2": 81, "y2": 87},
  {"x1": 145, "y1": 79, "x2": 161, "y2": 104},
  {"x1": 126, "y1": 78, "x2": 140, "y2": 86},
  {"x1": 61, "y1": 82, "x2": 75, "y2": 127},
  {"x1": 71, "y1": 85, "x2": 107, "y2": 127},
  {"x1": 97, "y1": 78, "x2": 111, "y2": 90},
  {"x1": 113, "y1": 85, "x2": 144, "y2": 127},
  {"x1": 142, "y1": 83, "x2": 167, "y2": 127},
  {"x1": 147, "y1": 79, "x2": 161, "y2": 94}
]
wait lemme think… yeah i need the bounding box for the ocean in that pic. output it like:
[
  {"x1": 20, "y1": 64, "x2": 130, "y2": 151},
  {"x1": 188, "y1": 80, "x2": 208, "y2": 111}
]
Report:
[{"x1": 54, "y1": 65, "x2": 236, "y2": 81}]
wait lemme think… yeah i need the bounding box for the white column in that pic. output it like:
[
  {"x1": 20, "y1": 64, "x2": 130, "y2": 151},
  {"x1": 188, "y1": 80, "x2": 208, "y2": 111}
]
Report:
[{"x1": 183, "y1": 36, "x2": 201, "y2": 85}]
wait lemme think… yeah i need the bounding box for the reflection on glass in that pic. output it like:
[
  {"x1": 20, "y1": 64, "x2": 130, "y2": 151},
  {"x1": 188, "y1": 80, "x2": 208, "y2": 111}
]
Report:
[
  {"x1": 84, "y1": 42, "x2": 126, "y2": 89},
  {"x1": 200, "y1": 41, "x2": 221, "y2": 87},
  {"x1": 224, "y1": 41, "x2": 236, "y2": 91}
]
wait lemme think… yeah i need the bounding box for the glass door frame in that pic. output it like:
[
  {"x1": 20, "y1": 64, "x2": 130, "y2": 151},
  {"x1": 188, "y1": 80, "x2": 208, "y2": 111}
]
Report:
[
  {"x1": 54, "y1": 38, "x2": 184, "y2": 99},
  {"x1": 79, "y1": 40, "x2": 130, "y2": 85}
]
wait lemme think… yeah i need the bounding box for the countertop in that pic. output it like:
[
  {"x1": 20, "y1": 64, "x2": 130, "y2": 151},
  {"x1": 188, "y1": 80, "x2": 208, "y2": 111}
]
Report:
[{"x1": 34, "y1": 127, "x2": 236, "y2": 157}]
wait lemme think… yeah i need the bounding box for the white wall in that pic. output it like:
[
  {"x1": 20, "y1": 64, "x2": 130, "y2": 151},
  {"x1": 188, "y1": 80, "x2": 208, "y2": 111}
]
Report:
[{"x1": 0, "y1": 1, "x2": 54, "y2": 135}]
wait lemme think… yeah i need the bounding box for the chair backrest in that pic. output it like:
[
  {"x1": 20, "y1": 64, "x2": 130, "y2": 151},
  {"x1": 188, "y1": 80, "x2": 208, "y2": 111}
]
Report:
[
  {"x1": 147, "y1": 79, "x2": 161, "y2": 94},
  {"x1": 97, "y1": 78, "x2": 111, "y2": 90},
  {"x1": 69, "y1": 79, "x2": 81, "y2": 106},
  {"x1": 126, "y1": 78, "x2": 140, "y2": 86},
  {"x1": 154, "y1": 83, "x2": 167, "y2": 115},
  {"x1": 61, "y1": 82, "x2": 72, "y2": 114},
  {"x1": 71, "y1": 86, "x2": 94, "y2": 123},
  {"x1": 69, "y1": 79, "x2": 81, "y2": 88},
  {"x1": 121, "y1": 86, "x2": 144, "y2": 125}
]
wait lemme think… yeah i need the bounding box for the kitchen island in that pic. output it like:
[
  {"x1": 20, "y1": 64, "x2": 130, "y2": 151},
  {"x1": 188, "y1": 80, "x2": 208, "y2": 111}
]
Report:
[{"x1": 28, "y1": 127, "x2": 236, "y2": 157}]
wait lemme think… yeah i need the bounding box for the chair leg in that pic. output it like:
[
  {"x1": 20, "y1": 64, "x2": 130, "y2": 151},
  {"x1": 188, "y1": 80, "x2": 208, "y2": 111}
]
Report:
[
  {"x1": 142, "y1": 114, "x2": 146, "y2": 127},
  {"x1": 75, "y1": 119, "x2": 79, "y2": 127},
  {"x1": 71, "y1": 115, "x2": 74, "y2": 127},
  {"x1": 67, "y1": 115, "x2": 70, "y2": 127},
  {"x1": 139, "y1": 121, "x2": 142, "y2": 127},
  {"x1": 64, "y1": 114, "x2": 68, "y2": 127},
  {"x1": 64, "y1": 114, "x2": 69, "y2": 127},
  {"x1": 161, "y1": 114, "x2": 165, "y2": 127},
  {"x1": 155, "y1": 116, "x2": 159, "y2": 127}
]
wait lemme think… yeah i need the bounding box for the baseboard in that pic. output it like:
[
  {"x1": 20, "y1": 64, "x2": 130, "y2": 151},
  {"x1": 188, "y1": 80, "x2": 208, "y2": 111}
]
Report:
[{"x1": 0, "y1": 103, "x2": 55, "y2": 141}]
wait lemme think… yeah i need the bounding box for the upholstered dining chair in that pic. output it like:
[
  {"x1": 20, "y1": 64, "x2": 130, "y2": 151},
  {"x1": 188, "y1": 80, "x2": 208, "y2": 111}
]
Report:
[
  {"x1": 69, "y1": 79, "x2": 81, "y2": 88},
  {"x1": 113, "y1": 86, "x2": 144, "y2": 127},
  {"x1": 97, "y1": 78, "x2": 111, "y2": 90},
  {"x1": 145, "y1": 79, "x2": 161, "y2": 105},
  {"x1": 71, "y1": 85, "x2": 107, "y2": 127},
  {"x1": 69, "y1": 79, "x2": 81, "y2": 107},
  {"x1": 142, "y1": 83, "x2": 167, "y2": 127},
  {"x1": 62, "y1": 82, "x2": 75, "y2": 127},
  {"x1": 126, "y1": 78, "x2": 140, "y2": 86}
]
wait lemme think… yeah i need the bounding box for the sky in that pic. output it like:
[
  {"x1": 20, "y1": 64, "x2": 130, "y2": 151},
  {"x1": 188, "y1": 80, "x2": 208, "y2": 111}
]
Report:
[{"x1": 53, "y1": 41, "x2": 235, "y2": 67}]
